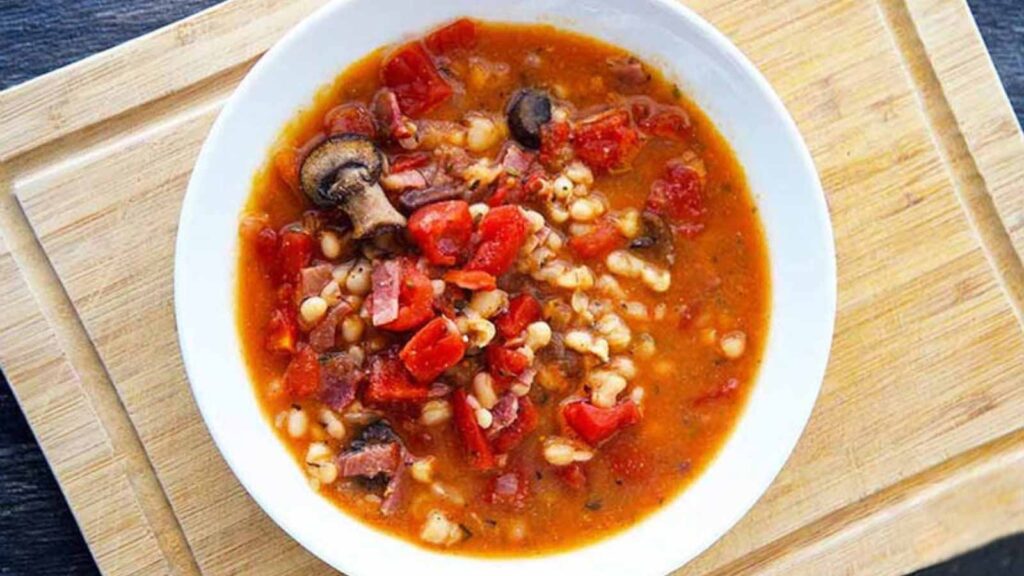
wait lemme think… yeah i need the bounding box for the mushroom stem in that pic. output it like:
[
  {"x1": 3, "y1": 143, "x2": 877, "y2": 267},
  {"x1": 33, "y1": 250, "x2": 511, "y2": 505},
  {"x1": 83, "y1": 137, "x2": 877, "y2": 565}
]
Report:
[{"x1": 340, "y1": 181, "x2": 407, "y2": 239}]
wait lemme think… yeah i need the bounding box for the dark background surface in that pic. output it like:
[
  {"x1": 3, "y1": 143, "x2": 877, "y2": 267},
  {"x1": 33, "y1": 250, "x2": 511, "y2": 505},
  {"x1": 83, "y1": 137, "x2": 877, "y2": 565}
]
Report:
[{"x1": 1, "y1": 1, "x2": 1022, "y2": 574}]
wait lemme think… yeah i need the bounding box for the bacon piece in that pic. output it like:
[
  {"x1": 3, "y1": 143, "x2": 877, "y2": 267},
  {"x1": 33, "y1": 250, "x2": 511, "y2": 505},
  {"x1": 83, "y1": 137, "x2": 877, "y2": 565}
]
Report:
[
  {"x1": 298, "y1": 264, "x2": 334, "y2": 299},
  {"x1": 371, "y1": 260, "x2": 401, "y2": 326},
  {"x1": 489, "y1": 393, "x2": 519, "y2": 433},
  {"x1": 607, "y1": 56, "x2": 650, "y2": 86},
  {"x1": 500, "y1": 143, "x2": 536, "y2": 175},
  {"x1": 373, "y1": 89, "x2": 415, "y2": 143},
  {"x1": 319, "y1": 353, "x2": 363, "y2": 411},
  {"x1": 336, "y1": 443, "x2": 401, "y2": 478},
  {"x1": 308, "y1": 302, "x2": 351, "y2": 353},
  {"x1": 381, "y1": 449, "x2": 416, "y2": 516}
]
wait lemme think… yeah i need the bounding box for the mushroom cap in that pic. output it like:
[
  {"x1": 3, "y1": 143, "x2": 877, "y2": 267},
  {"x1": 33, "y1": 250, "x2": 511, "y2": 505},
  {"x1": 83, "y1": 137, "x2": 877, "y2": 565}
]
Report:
[
  {"x1": 300, "y1": 134, "x2": 385, "y2": 207},
  {"x1": 506, "y1": 88, "x2": 552, "y2": 150}
]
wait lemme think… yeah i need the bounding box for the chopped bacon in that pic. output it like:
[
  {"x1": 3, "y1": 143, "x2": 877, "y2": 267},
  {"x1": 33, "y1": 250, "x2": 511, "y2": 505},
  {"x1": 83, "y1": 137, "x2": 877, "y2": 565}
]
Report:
[
  {"x1": 337, "y1": 443, "x2": 401, "y2": 478},
  {"x1": 372, "y1": 89, "x2": 416, "y2": 142},
  {"x1": 299, "y1": 264, "x2": 334, "y2": 299},
  {"x1": 499, "y1": 143, "x2": 536, "y2": 175},
  {"x1": 319, "y1": 353, "x2": 363, "y2": 411},
  {"x1": 308, "y1": 302, "x2": 351, "y2": 352},
  {"x1": 381, "y1": 170, "x2": 428, "y2": 192},
  {"x1": 371, "y1": 261, "x2": 401, "y2": 326},
  {"x1": 489, "y1": 393, "x2": 519, "y2": 433},
  {"x1": 607, "y1": 56, "x2": 650, "y2": 86},
  {"x1": 380, "y1": 463, "x2": 410, "y2": 516},
  {"x1": 484, "y1": 470, "x2": 529, "y2": 509}
]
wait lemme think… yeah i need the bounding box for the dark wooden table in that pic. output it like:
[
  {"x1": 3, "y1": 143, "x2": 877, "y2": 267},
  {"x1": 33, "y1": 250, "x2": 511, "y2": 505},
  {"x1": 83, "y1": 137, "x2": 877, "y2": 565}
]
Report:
[{"x1": 1, "y1": 1, "x2": 1021, "y2": 574}]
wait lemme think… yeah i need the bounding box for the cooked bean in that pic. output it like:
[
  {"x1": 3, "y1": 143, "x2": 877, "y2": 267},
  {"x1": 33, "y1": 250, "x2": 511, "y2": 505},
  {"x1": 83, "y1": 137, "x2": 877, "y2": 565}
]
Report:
[
  {"x1": 300, "y1": 296, "x2": 328, "y2": 325},
  {"x1": 320, "y1": 230, "x2": 342, "y2": 260},
  {"x1": 472, "y1": 372, "x2": 498, "y2": 409},
  {"x1": 345, "y1": 260, "x2": 372, "y2": 295},
  {"x1": 287, "y1": 407, "x2": 308, "y2": 438},
  {"x1": 421, "y1": 400, "x2": 453, "y2": 426},
  {"x1": 720, "y1": 331, "x2": 747, "y2": 359}
]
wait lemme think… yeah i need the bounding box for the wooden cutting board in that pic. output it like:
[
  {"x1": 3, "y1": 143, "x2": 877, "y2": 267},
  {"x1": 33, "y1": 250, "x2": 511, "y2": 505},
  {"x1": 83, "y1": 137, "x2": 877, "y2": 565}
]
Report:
[{"x1": 1, "y1": 0, "x2": 1022, "y2": 574}]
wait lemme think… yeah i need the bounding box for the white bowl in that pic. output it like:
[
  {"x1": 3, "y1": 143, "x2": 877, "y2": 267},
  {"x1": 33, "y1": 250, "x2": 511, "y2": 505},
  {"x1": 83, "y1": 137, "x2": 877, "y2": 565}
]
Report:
[{"x1": 175, "y1": 0, "x2": 836, "y2": 574}]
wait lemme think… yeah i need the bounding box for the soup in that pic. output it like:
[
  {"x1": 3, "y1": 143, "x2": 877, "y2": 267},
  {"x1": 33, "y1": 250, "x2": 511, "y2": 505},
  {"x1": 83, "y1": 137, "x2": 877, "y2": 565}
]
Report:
[{"x1": 236, "y1": 19, "x2": 769, "y2": 555}]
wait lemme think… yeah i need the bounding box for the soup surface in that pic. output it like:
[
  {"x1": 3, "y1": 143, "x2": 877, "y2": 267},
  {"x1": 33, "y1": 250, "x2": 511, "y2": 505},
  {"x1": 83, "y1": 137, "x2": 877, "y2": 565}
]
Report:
[{"x1": 237, "y1": 19, "x2": 769, "y2": 555}]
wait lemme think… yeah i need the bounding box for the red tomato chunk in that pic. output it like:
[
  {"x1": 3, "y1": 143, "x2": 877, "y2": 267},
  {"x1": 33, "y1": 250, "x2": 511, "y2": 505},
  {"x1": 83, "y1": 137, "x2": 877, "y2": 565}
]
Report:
[
  {"x1": 465, "y1": 206, "x2": 529, "y2": 276},
  {"x1": 400, "y1": 317, "x2": 467, "y2": 382},
  {"x1": 382, "y1": 42, "x2": 453, "y2": 117},
  {"x1": 366, "y1": 353, "x2": 429, "y2": 404},
  {"x1": 494, "y1": 294, "x2": 541, "y2": 339},
  {"x1": 408, "y1": 201, "x2": 473, "y2": 266},
  {"x1": 562, "y1": 400, "x2": 642, "y2": 445}
]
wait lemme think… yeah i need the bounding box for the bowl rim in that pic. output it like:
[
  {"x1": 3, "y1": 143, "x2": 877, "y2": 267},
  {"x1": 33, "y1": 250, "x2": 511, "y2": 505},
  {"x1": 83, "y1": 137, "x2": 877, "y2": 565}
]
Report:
[{"x1": 175, "y1": 1, "x2": 836, "y2": 574}]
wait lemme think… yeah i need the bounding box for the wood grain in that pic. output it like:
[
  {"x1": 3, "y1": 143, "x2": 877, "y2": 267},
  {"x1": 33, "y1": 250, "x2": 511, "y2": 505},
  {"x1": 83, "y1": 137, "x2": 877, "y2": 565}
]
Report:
[{"x1": 1, "y1": 0, "x2": 1022, "y2": 575}]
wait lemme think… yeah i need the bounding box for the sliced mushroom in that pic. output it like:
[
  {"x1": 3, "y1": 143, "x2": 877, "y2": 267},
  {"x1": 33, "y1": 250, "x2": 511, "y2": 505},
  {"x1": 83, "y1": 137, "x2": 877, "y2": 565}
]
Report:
[
  {"x1": 300, "y1": 135, "x2": 407, "y2": 238},
  {"x1": 506, "y1": 88, "x2": 552, "y2": 150},
  {"x1": 630, "y1": 211, "x2": 676, "y2": 265}
]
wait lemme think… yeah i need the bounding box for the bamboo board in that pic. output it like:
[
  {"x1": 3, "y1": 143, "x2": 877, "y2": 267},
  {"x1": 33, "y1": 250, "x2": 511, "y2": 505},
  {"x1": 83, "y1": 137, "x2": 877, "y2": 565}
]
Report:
[{"x1": 1, "y1": 0, "x2": 1023, "y2": 574}]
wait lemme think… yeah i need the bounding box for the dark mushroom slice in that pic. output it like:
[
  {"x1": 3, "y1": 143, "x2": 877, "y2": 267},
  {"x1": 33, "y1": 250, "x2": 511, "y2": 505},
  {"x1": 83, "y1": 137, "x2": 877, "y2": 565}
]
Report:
[
  {"x1": 506, "y1": 88, "x2": 552, "y2": 150},
  {"x1": 300, "y1": 134, "x2": 407, "y2": 239},
  {"x1": 630, "y1": 211, "x2": 676, "y2": 265}
]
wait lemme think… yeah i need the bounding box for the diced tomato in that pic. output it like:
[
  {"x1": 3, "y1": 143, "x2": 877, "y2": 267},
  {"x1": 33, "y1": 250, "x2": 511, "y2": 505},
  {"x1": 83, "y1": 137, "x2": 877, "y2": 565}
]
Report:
[
  {"x1": 646, "y1": 161, "x2": 705, "y2": 235},
  {"x1": 562, "y1": 400, "x2": 641, "y2": 445},
  {"x1": 485, "y1": 345, "x2": 531, "y2": 377},
  {"x1": 407, "y1": 201, "x2": 473, "y2": 266},
  {"x1": 443, "y1": 269, "x2": 497, "y2": 291},
  {"x1": 483, "y1": 470, "x2": 529, "y2": 509},
  {"x1": 323, "y1": 102, "x2": 376, "y2": 137},
  {"x1": 555, "y1": 462, "x2": 587, "y2": 490},
  {"x1": 452, "y1": 389, "x2": 495, "y2": 470},
  {"x1": 378, "y1": 262, "x2": 435, "y2": 332},
  {"x1": 486, "y1": 179, "x2": 525, "y2": 208},
  {"x1": 424, "y1": 18, "x2": 477, "y2": 54},
  {"x1": 465, "y1": 206, "x2": 529, "y2": 276},
  {"x1": 538, "y1": 120, "x2": 572, "y2": 169},
  {"x1": 277, "y1": 230, "x2": 312, "y2": 280},
  {"x1": 283, "y1": 347, "x2": 320, "y2": 398},
  {"x1": 494, "y1": 294, "x2": 541, "y2": 339},
  {"x1": 572, "y1": 108, "x2": 642, "y2": 173},
  {"x1": 264, "y1": 308, "x2": 298, "y2": 355},
  {"x1": 254, "y1": 226, "x2": 279, "y2": 268},
  {"x1": 491, "y1": 396, "x2": 539, "y2": 454},
  {"x1": 365, "y1": 352, "x2": 429, "y2": 403},
  {"x1": 399, "y1": 317, "x2": 466, "y2": 382},
  {"x1": 389, "y1": 151, "x2": 432, "y2": 173},
  {"x1": 568, "y1": 220, "x2": 624, "y2": 260},
  {"x1": 382, "y1": 42, "x2": 453, "y2": 117},
  {"x1": 273, "y1": 148, "x2": 300, "y2": 192}
]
